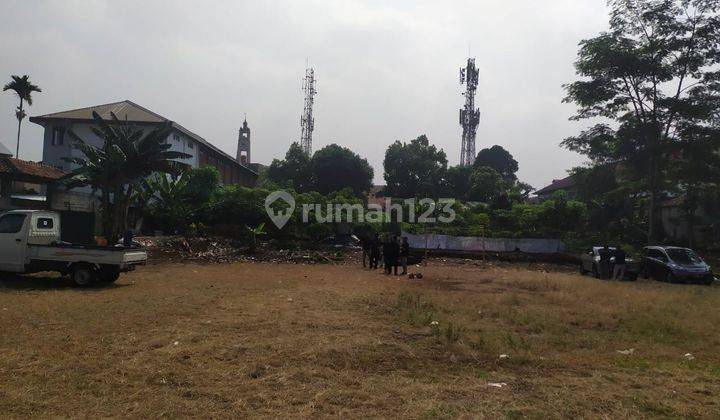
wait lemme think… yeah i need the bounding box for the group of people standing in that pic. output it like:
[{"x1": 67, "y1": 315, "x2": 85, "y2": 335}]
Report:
[
  {"x1": 362, "y1": 234, "x2": 410, "y2": 275},
  {"x1": 598, "y1": 245, "x2": 627, "y2": 280}
]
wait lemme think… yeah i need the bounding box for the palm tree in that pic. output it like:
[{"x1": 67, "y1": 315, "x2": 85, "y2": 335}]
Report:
[
  {"x1": 63, "y1": 111, "x2": 190, "y2": 243},
  {"x1": 3, "y1": 75, "x2": 41, "y2": 158}
]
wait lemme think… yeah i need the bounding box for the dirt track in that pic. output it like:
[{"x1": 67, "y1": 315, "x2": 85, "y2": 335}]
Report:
[{"x1": 1, "y1": 260, "x2": 719, "y2": 418}]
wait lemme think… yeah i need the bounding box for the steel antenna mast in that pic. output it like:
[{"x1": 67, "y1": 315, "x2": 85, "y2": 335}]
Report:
[
  {"x1": 300, "y1": 66, "x2": 317, "y2": 155},
  {"x1": 459, "y1": 58, "x2": 480, "y2": 166}
]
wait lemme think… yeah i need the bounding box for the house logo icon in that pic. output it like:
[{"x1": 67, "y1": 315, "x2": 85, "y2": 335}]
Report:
[{"x1": 264, "y1": 190, "x2": 295, "y2": 229}]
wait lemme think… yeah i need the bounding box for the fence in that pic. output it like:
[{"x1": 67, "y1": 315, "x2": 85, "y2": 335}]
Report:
[{"x1": 402, "y1": 232, "x2": 565, "y2": 254}]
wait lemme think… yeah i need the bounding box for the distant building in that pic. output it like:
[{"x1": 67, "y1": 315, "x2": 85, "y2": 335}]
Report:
[
  {"x1": 534, "y1": 175, "x2": 577, "y2": 201},
  {"x1": 30, "y1": 100, "x2": 258, "y2": 188},
  {"x1": 236, "y1": 117, "x2": 251, "y2": 167},
  {"x1": 367, "y1": 185, "x2": 387, "y2": 209},
  {"x1": 0, "y1": 151, "x2": 66, "y2": 211}
]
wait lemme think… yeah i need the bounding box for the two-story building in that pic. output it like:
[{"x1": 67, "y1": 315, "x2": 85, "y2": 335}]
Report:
[{"x1": 30, "y1": 100, "x2": 257, "y2": 188}]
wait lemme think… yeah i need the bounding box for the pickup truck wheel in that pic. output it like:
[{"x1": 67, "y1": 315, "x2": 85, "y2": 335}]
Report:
[
  {"x1": 71, "y1": 264, "x2": 97, "y2": 287},
  {"x1": 666, "y1": 271, "x2": 678, "y2": 284}
]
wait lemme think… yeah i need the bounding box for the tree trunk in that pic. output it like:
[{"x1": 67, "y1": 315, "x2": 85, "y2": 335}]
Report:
[
  {"x1": 684, "y1": 191, "x2": 698, "y2": 248},
  {"x1": 101, "y1": 189, "x2": 112, "y2": 244},
  {"x1": 647, "y1": 153, "x2": 664, "y2": 243},
  {"x1": 15, "y1": 99, "x2": 23, "y2": 159}
]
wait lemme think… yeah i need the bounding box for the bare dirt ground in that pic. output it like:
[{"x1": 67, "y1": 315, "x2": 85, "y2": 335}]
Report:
[{"x1": 1, "y1": 259, "x2": 719, "y2": 418}]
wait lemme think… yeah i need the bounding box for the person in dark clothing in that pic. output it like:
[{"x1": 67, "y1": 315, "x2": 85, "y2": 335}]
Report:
[
  {"x1": 399, "y1": 237, "x2": 410, "y2": 275},
  {"x1": 369, "y1": 234, "x2": 380, "y2": 269},
  {"x1": 613, "y1": 247, "x2": 627, "y2": 280},
  {"x1": 383, "y1": 235, "x2": 399, "y2": 275},
  {"x1": 598, "y1": 245, "x2": 611, "y2": 279},
  {"x1": 361, "y1": 236, "x2": 370, "y2": 268}
]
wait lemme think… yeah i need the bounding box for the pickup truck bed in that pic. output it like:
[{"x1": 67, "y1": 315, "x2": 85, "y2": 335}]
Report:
[{"x1": 29, "y1": 244, "x2": 147, "y2": 267}]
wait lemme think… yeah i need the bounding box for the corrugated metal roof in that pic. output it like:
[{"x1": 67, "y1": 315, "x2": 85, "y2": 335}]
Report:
[
  {"x1": 30, "y1": 100, "x2": 257, "y2": 176},
  {"x1": 30, "y1": 100, "x2": 166, "y2": 123}
]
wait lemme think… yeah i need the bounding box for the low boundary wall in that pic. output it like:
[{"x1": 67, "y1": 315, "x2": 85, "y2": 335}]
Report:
[{"x1": 403, "y1": 232, "x2": 565, "y2": 254}]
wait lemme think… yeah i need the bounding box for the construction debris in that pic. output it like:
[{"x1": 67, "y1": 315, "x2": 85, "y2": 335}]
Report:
[{"x1": 136, "y1": 236, "x2": 355, "y2": 265}]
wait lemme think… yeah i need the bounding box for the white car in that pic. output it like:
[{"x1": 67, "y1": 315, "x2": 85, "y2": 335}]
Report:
[{"x1": 579, "y1": 246, "x2": 639, "y2": 280}]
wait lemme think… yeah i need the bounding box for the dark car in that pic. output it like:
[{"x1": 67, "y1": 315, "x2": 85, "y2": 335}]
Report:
[
  {"x1": 579, "y1": 246, "x2": 639, "y2": 280},
  {"x1": 641, "y1": 246, "x2": 715, "y2": 285}
]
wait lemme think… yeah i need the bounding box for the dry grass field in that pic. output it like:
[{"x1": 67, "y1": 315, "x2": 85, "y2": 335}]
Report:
[{"x1": 1, "y1": 259, "x2": 719, "y2": 418}]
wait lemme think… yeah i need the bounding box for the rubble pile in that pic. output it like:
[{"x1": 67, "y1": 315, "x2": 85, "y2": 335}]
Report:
[{"x1": 136, "y1": 236, "x2": 359, "y2": 265}]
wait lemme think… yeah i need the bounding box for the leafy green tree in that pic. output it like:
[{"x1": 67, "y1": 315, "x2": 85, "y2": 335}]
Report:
[
  {"x1": 669, "y1": 126, "x2": 720, "y2": 246},
  {"x1": 383, "y1": 135, "x2": 448, "y2": 198},
  {"x1": 3, "y1": 75, "x2": 41, "y2": 158},
  {"x1": 266, "y1": 142, "x2": 312, "y2": 192},
  {"x1": 310, "y1": 144, "x2": 373, "y2": 196},
  {"x1": 444, "y1": 165, "x2": 473, "y2": 200},
  {"x1": 536, "y1": 191, "x2": 588, "y2": 234},
  {"x1": 64, "y1": 112, "x2": 190, "y2": 243},
  {"x1": 184, "y1": 166, "x2": 220, "y2": 209},
  {"x1": 467, "y1": 166, "x2": 506, "y2": 203},
  {"x1": 474, "y1": 145, "x2": 518, "y2": 181},
  {"x1": 562, "y1": 0, "x2": 720, "y2": 241}
]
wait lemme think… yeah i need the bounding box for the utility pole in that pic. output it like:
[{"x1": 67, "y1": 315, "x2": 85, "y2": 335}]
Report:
[
  {"x1": 300, "y1": 66, "x2": 317, "y2": 155},
  {"x1": 459, "y1": 58, "x2": 480, "y2": 166}
]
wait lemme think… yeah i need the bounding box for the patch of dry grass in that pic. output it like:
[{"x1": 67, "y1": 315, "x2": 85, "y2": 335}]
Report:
[{"x1": 0, "y1": 260, "x2": 719, "y2": 418}]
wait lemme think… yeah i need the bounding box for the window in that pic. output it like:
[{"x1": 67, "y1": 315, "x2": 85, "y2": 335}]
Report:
[
  {"x1": 36, "y1": 218, "x2": 54, "y2": 229},
  {"x1": 648, "y1": 249, "x2": 667, "y2": 261},
  {"x1": 187, "y1": 140, "x2": 194, "y2": 149},
  {"x1": 0, "y1": 214, "x2": 26, "y2": 234},
  {"x1": 173, "y1": 134, "x2": 180, "y2": 142},
  {"x1": 51, "y1": 127, "x2": 65, "y2": 146},
  {"x1": 667, "y1": 248, "x2": 702, "y2": 264}
]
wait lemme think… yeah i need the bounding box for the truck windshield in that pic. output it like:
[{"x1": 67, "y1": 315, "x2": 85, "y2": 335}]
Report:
[
  {"x1": 667, "y1": 249, "x2": 702, "y2": 264},
  {"x1": 0, "y1": 214, "x2": 26, "y2": 234}
]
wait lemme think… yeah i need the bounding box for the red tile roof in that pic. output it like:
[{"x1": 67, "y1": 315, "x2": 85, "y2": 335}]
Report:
[
  {"x1": 0, "y1": 157, "x2": 66, "y2": 182},
  {"x1": 535, "y1": 175, "x2": 575, "y2": 196}
]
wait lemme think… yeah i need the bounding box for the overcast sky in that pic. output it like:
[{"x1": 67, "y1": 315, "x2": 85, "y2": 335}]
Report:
[{"x1": 0, "y1": 0, "x2": 610, "y2": 188}]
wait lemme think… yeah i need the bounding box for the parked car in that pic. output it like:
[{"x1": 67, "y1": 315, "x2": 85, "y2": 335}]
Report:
[
  {"x1": 579, "y1": 246, "x2": 639, "y2": 280},
  {"x1": 0, "y1": 210, "x2": 147, "y2": 286},
  {"x1": 641, "y1": 246, "x2": 715, "y2": 285}
]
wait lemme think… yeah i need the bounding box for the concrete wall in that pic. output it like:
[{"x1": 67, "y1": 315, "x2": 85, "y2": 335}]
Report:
[{"x1": 403, "y1": 232, "x2": 565, "y2": 254}]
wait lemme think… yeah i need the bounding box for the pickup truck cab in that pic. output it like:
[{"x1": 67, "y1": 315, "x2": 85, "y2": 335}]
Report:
[{"x1": 0, "y1": 210, "x2": 147, "y2": 286}]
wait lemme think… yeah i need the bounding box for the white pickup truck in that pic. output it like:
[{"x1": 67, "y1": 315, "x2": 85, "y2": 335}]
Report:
[{"x1": 0, "y1": 210, "x2": 147, "y2": 286}]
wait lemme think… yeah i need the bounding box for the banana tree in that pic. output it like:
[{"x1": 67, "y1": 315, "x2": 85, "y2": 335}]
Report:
[{"x1": 63, "y1": 111, "x2": 190, "y2": 243}]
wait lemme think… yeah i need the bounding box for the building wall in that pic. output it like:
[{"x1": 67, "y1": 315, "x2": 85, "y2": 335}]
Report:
[
  {"x1": 38, "y1": 120, "x2": 257, "y2": 189},
  {"x1": 42, "y1": 122, "x2": 196, "y2": 171},
  {"x1": 198, "y1": 145, "x2": 255, "y2": 187}
]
